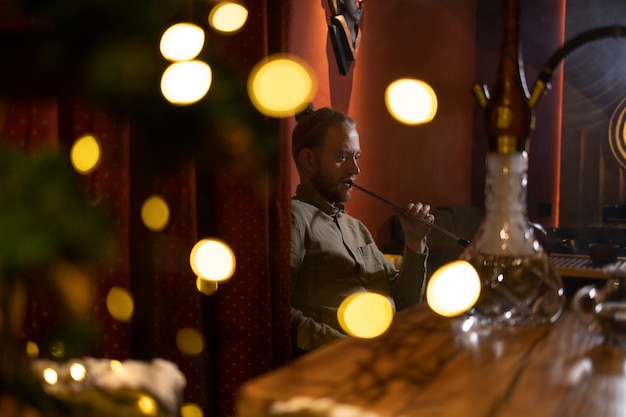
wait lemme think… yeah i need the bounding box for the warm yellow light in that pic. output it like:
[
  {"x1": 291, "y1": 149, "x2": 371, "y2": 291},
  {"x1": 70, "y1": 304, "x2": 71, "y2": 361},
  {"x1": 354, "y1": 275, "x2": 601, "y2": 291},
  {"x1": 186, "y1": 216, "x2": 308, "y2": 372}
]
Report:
[
  {"x1": 106, "y1": 286, "x2": 134, "y2": 322},
  {"x1": 141, "y1": 195, "x2": 170, "y2": 232},
  {"x1": 426, "y1": 260, "x2": 481, "y2": 317},
  {"x1": 110, "y1": 360, "x2": 123, "y2": 372},
  {"x1": 196, "y1": 276, "x2": 219, "y2": 295},
  {"x1": 137, "y1": 394, "x2": 158, "y2": 415},
  {"x1": 337, "y1": 292, "x2": 394, "y2": 338},
  {"x1": 248, "y1": 54, "x2": 317, "y2": 118},
  {"x1": 190, "y1": 238, "x2": 236, "y2": 282},
  {"x1": 161, "y1": 60, "x2": 212, "y2": 105},
  {"x1": 70, "y1": 362, "x2": 87, "y2": 381},
  {"x1": 176, "y1": 327, "x2": 205, "y2": 356},
  {"x1": 181, "y1": 403, "x2": 204, "y2": 417},
  {"x1": 26, "y1": 341, "x2": 39, "y2": 358},
  {"x1": 385, "y1": 78, "x2": 438, "y2": 125},
  {"x1": 209, "y1": 2, "x2": 248, "y2": 33},
  {"x1": 71, "y1": 134, "x2": 101, "y2": 174},
  {"x1": 43, "y1": 368, "x2": 58, "y2": 385},
  {"x1": 160, "y1": 23, "x2": 205, "y2": 61}
]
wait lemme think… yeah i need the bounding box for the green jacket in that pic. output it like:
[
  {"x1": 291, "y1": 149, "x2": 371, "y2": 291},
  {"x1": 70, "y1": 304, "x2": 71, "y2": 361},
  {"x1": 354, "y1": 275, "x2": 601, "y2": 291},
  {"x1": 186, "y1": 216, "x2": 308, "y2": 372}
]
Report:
[{"x1": 291, "y1": 184, "x2": 428, "y2": 352}]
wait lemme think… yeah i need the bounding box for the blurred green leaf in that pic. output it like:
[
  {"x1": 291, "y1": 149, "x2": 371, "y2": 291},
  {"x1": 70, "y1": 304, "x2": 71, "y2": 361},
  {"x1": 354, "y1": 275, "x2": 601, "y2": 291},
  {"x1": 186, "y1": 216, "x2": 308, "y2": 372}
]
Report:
[{"x1": 0, "y1": 146, "x2": 115, "y2": 278}]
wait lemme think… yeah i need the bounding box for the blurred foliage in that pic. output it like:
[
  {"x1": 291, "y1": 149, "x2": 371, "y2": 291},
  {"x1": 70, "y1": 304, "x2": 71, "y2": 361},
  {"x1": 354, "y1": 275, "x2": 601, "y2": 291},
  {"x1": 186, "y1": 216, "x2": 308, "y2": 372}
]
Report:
[
  {"x1": 0, "y1": 146, "x2": 115, "y2": 280},
  {"x1": 0, "y1": 145, "x2": 116, "y2": 416}
]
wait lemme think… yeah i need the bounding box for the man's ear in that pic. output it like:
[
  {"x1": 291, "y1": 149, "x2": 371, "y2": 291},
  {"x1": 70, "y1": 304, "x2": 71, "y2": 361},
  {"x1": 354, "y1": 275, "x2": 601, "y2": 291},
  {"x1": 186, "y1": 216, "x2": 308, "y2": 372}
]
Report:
[{"x1": 298, "y1": 148, "x2": 318, "y2": 173}]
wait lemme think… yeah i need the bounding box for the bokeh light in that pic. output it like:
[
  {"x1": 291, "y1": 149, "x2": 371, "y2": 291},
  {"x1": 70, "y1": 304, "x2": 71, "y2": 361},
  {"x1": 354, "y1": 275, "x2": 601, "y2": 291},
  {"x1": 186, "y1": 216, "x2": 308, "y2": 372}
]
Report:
[
  {"x1": 181, "y1": 403, "x2": 204, "y2": 417},
  {"x1": 70, "y1": 362, "x2": 87, "y2": 381},
  {"x1": 110, "y1": 360, "x2": 123, "y2": 373},
  {"x1": 137, "y1": 394, "x2": 158, "y2": 415},
  {"x1": 176, "y1": 327, "x2": 205, "y2": 356},
  {"x1": 106, "y1": 286, "x2": 134, "y2": 322},
  {"x1": 160, "y1": 23, "x2": 205, "y2": 61},
  {"x1": 426, "y1": 260, "x2": 481, "y2": 317},
  {"x1": 190, "y1": 238, "x2": 236, "y2": 282},
  {"x1": 43, "y1": 368, "x2": 58, "y2": 385},
  {"x1": 337, "y1": 292, "x2": 394, "y2": 338},
  {"x1": 196, "y1": 276, "x2": 219, "y2": 295},
  {"x1": 385, "y1": 78, "x2": 438, "y2": 125},
  {"x1": 141, "y1": 194, "x2": 170, "y2": 232},
  {"x1": 161, "y1": 60, "x2": 212, "y2": 105},
  {"x1": 209, "y1": 2, "x2": 248, "y2": 33},
  {"x1": 71, "y1": 134, "x2": 101, "y2": 174},
  {"x1": 26, "y1": 341, "x2": 39, "y2": 358},
  {"x1": 248, "y1": 54, "x2": 317, "y2": 118},
  {"x1": 49, "y1": 261, "x2": 94, "y2": 317}
]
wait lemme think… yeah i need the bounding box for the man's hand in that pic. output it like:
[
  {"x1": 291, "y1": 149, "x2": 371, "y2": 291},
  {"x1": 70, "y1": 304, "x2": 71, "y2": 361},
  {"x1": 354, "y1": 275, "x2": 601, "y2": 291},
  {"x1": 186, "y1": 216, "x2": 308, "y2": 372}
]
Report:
[{"x1": 394, "y1": 202, "x2": 434, "y2": 253}]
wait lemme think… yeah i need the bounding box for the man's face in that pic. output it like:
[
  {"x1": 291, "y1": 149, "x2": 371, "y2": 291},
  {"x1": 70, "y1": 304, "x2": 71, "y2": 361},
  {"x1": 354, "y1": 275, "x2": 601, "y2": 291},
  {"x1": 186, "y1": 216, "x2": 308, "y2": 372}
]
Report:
[{"x1": 310, "y1": 124, "x2": 361, "y2": 204}]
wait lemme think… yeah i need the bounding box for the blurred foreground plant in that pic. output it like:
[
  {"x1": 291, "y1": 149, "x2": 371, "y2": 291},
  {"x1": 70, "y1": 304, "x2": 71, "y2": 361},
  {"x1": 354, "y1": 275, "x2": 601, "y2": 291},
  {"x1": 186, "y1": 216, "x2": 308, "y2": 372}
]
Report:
[{"x1": 0, "y1": 145, "x2": 115, "y2": 415}]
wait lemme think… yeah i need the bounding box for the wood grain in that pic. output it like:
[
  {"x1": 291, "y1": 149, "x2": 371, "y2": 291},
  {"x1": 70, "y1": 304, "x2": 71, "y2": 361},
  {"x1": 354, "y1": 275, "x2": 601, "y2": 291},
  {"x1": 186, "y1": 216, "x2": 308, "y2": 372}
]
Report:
[{"x1": 236, "y1": 304, "x2": 619, "y2": 417}]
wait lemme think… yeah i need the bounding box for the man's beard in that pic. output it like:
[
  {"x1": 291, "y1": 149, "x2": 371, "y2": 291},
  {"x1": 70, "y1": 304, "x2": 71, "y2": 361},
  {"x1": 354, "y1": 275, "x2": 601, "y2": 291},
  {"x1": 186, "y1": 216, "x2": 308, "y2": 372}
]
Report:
[{"x1": 311, "y1": 171, "x2": 350, "y2": 204}]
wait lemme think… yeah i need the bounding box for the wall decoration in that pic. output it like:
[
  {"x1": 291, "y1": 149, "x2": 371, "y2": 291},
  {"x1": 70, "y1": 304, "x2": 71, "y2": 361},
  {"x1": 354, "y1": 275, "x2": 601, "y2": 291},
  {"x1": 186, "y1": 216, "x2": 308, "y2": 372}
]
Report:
[
  {"x1": 328, "y1": 0, "x2": 363, "y2": 75},
  {"x1": 609, "y1": 96, "x2": 626, "y2": 170}
]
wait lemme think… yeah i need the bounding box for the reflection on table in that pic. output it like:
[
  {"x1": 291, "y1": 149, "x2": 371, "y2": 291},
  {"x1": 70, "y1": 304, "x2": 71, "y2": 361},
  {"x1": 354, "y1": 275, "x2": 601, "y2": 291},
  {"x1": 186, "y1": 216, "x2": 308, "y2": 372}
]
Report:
[{"x1": 236, "y1": 304, "x2": 626, "y2": 417}]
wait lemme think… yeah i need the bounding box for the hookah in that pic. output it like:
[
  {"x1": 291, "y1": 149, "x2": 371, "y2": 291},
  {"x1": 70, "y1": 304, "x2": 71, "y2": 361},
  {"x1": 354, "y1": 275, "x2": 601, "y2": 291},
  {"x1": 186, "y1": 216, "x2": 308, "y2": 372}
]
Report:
[{"x1": 460, "y1": 0, "x2": 626, "y2": 329}]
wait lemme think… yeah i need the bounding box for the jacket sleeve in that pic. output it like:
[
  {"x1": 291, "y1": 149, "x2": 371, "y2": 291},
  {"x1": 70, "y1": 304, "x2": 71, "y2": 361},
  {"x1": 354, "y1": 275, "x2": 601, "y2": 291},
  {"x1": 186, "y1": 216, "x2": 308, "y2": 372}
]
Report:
[
  {"x1": 388, "y1": 246, "x2": 429, "y2": 311},
  {"x1": 291, "y1": 308, "x2": 346, "y2": 352}
]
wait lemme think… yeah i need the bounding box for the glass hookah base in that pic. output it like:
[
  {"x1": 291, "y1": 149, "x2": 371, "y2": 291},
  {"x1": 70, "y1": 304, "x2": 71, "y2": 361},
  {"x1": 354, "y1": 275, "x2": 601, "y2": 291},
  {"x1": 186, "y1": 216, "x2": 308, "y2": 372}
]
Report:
[{"x1": 461, "y1": 252, "x2": 565, "y2": 328}]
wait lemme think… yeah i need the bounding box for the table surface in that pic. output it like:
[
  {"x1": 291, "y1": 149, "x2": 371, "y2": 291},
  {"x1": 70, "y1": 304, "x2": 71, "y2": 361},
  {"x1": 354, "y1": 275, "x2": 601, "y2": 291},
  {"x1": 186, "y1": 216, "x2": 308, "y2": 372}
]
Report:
[{"x1": 236, "y1": 304, "x2": 626, "y2": 417}]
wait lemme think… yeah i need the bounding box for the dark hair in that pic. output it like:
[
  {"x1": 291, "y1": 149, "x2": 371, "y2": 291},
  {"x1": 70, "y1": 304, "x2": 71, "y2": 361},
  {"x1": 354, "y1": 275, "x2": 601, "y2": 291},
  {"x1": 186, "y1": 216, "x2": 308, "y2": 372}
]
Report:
[{"x1": 291, "y1": 105, "x2": 356, "y2": 165}]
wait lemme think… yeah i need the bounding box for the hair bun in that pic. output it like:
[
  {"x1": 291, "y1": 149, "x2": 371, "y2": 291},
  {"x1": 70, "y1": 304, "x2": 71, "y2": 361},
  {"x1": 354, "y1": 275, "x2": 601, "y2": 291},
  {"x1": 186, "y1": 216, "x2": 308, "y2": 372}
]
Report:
[{"x1": 295, "y1": 103, "x2": 315, "y2": 122}]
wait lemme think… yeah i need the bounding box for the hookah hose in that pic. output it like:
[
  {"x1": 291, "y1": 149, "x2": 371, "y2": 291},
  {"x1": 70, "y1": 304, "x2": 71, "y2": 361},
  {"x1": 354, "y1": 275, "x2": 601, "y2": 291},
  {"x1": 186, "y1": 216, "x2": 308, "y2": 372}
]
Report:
[{"x1": 528, "y1": 25, "x2": 626, "y2": 109}]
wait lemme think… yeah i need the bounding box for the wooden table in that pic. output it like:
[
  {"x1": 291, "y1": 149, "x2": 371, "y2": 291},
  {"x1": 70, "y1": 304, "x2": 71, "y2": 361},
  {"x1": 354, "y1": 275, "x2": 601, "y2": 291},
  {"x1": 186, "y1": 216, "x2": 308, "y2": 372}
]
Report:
[{"x1": 236, "y1": 304, "x2": 626, "y2": 417}]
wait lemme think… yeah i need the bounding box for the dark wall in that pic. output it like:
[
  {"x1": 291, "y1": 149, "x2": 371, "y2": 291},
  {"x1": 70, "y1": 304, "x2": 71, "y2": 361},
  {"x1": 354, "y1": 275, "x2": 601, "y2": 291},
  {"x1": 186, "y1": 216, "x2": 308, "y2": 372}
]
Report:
[{"x1": 559, "y1": 0, "x2": 626, "y2": 228}]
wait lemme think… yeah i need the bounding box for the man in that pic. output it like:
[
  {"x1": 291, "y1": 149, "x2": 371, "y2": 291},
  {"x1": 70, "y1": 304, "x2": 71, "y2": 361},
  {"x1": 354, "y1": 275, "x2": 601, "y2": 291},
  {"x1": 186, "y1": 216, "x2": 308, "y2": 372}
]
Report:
[{"x1": 290, "y1": 106, "x2": 433, "y2": 354}]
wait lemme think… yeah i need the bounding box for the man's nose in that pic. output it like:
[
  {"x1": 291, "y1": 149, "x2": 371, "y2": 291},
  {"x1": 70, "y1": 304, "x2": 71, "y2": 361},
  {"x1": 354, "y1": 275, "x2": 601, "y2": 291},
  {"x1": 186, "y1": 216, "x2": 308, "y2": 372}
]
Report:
[{"x1": 348, "y1": 158, "x2": 360, "y2": 174}]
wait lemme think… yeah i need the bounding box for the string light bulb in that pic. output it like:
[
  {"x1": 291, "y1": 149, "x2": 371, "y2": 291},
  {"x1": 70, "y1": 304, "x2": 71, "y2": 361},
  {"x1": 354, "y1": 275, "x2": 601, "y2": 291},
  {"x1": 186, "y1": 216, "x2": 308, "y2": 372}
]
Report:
[
  {"x1": 426, "y1": 260, "x2": 481, "y2": 317},
  {"x1": 176, "y1": 327, "x2": 205, "y2": 356},
  {"x1": 141, "y1": 195, "x2": 170, "y2": 232},
  {"x1": 196, "y1": 277, "x2": 218, "y2": 295},
  {"x1": 70, "y1": 362, "x2": 87, "y2": 382},
  {"x1": 190, "y1": 238, "x2": 236, "y2": 282},
  {"x1": 248, "y1": 54, "x2": 317, "y2": 118},
  {"x1": 160, "y1": 23, "x2": 205, "y2": 61},
  {"x1": 106, "y1": 286, "x2": 134, "y2": 322},
  {"x1": 209, "y1": 2, "x2": 248, "y2": 33},
  {"x1": 161, "y1": 60, "x2": 212, "y2": 105},
  {"x1": 71, "y1": 134, "x2": 101, "y2": 174},
  {"x1": 181, "y1": 403, "x2": 204, "y2": 417},
  {"x1": 385, "y1": 78, "x2": 438, "y2": 125},
  {"x1": 337, "y1": 292, "x2": 394, "y2": 338}
]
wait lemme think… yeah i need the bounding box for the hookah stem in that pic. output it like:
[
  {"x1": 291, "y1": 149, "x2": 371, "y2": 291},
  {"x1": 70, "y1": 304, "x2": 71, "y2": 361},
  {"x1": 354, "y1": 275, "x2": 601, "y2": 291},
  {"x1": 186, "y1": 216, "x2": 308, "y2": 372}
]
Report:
[
  {"x1": 529, "y1": 25, "x2": 626, "y2": 108},
  {"x1": 349, "y1": 181, "x2": 470, "y2": 247}
]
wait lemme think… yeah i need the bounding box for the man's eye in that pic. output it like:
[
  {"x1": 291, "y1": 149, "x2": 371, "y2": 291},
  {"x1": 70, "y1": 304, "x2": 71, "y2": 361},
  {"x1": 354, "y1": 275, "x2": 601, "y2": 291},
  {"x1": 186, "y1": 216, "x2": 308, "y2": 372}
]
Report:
[{"x1": 338, "y1": 155, "x2": 347, "y2": 162}]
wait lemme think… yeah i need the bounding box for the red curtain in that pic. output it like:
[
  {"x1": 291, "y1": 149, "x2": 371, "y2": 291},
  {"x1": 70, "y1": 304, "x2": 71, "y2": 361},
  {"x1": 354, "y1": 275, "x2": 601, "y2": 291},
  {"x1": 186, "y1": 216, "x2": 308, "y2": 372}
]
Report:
[
  {"x1": 204, "y1": 1, "x2": 293, "y2": 415},
  {"x1": 0, "y1": 1, "x2": 293, "y2": 416}
]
